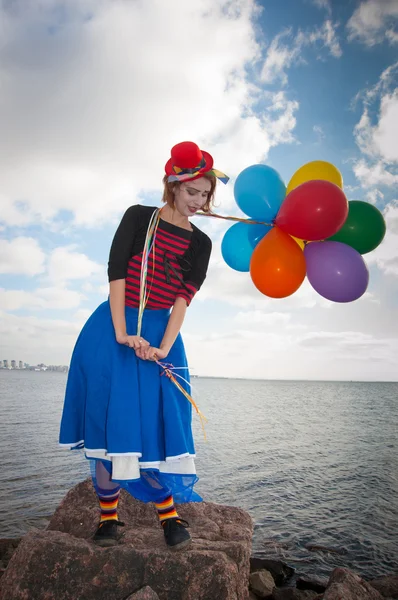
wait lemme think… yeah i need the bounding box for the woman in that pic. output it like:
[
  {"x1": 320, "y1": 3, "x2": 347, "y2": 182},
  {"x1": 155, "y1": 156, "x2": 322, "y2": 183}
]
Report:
[{"x1": 59, "y1": 141, "x2": 228, "y2": 550}]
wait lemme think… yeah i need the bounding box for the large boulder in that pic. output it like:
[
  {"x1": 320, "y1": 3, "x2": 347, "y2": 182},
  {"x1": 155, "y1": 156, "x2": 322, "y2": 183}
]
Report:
[
  {"x1": 0, "y1": 478, "x2": 253, "y2": 600},
  {"x1": 369, "y1": 575, "x2": 398, "y2": 599},
  {"x1": 323, "y1": 567, "x2": 384, "y2": 600}
]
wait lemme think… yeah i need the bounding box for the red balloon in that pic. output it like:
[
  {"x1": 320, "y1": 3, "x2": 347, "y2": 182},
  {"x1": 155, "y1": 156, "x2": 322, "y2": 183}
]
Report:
[{"x1": 275, "y1": 180, "x2": 348, "y2": 241}]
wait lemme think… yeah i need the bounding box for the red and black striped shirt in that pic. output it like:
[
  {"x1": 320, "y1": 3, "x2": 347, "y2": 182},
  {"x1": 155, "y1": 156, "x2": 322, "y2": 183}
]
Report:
[{"x1": 108, "y1": 205, "x2": 212, "y2": 309}]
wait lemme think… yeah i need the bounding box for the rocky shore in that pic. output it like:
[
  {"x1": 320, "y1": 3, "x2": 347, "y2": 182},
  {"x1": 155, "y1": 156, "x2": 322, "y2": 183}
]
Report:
[{"x1": 0, "y1": 479, "x2": 397, "y2": 600}]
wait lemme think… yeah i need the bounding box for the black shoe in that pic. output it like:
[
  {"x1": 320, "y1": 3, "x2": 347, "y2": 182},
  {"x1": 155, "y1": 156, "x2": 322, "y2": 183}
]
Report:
[
  {"x1": 93, "y1": 519, "x2": 125, "y2": 547},
  {"x1": 162, "y1": 518, "x2": 191, "y2": 551}
]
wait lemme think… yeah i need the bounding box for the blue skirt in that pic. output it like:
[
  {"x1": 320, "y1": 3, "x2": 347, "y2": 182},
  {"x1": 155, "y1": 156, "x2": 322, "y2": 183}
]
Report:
[{"x1": 59, "y1": 301, "x2": 201, "y2": 502}]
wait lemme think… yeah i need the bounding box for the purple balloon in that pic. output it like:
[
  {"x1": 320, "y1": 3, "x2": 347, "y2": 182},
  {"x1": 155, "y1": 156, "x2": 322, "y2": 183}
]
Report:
[{"x1": 304, "y1": 241, "x2": 369, "y2": 302}]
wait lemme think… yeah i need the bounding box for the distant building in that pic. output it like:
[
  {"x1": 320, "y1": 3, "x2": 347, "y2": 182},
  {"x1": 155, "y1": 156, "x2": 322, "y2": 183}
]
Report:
[{"x1": 1, "y1": 360, "x2": 68, "y2": 372}]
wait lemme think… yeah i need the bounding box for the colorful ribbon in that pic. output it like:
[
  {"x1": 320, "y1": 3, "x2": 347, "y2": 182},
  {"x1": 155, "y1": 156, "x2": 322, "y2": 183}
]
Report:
[
  {"x1": 137, "y1": 208, "x2": 161, "y2": 337},
  {"x1": 168, "y1": 168, "x2": 229, "y2": 185},
  {"x1": 136, "y1": 208, "x2": 207, "y2": 438},
  {"x1": 197, "y1": 210, "x2": 273, "y2": 227},
  {"x1": 155, "y1": 359, "x2": 208, "y2": 440}
]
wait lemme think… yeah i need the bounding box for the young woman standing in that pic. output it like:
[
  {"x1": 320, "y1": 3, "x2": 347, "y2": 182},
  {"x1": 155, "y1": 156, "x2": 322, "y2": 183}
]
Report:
[{"x1": 59, "y1": 141, "x2": 228, "y2": 550}]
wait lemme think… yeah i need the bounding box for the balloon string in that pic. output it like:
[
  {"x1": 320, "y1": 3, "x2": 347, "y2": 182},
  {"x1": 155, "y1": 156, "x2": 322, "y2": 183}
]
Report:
[
  {"x1": 155, "y1": 358, "x2": 208, "y2": 441},
  {"x1": 196, "y1": 211, "x2": 274, "y2": 227},
  {"x1": 137, "y1": 208, "x2": 161, "y2": 337}
]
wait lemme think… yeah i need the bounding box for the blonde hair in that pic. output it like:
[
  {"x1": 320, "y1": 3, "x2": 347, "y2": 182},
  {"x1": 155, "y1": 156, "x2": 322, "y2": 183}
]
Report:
[{"x1": 161, "y1": 173, "x2": 217, "y2": 214}]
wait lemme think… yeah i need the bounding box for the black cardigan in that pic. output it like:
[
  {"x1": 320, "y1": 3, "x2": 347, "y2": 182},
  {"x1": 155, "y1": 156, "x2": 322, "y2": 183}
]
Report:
[{"x1": 107, "y1": 205, "x2": 212, "y2": 291}]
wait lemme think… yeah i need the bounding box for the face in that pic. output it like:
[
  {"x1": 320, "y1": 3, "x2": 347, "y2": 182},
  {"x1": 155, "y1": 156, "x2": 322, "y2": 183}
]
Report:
[{"x1": 173, "y1": 177, "x2": 212, "y2": 217}]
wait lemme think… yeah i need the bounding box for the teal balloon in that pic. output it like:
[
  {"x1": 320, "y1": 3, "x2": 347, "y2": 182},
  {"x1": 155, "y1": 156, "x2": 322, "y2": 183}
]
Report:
[
  {"x1": 221, "y1": 222, "x2": 271, "y2": 272},
  {"x1": 234, "y1": 164, "x2": 286, "y2": 221}
]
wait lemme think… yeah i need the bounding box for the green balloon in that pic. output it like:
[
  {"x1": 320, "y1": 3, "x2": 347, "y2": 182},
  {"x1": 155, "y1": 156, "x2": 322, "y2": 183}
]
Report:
[{"x1": 328, "y1": 200, "x2": 386, "y2": 254}]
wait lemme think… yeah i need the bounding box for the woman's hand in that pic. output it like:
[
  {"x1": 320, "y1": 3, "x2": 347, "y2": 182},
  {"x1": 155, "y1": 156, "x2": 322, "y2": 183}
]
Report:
[
  {"x1": 136, "y1": 345, "x2": 169, "y2": 361},
  {"x1": 116, "y1": 333, "x2": 149, "y2": 350}
]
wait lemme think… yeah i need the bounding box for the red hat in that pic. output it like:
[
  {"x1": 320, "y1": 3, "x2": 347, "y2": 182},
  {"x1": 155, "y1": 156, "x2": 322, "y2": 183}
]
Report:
[{"x1": 165, "y1": 141, "x2": 229, "y2": 184}]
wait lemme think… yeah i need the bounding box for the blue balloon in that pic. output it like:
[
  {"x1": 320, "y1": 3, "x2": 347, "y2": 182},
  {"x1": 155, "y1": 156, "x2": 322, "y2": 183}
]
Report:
[
  {"x1": 221, "y1": 222, "x2": 271, "y2": 272},
  {"x1": 234, "y1": 164, "x2": 286, "y2": 221},
  {"x1": 248, "y1": 223, "x2": 271, "y2": 248}
]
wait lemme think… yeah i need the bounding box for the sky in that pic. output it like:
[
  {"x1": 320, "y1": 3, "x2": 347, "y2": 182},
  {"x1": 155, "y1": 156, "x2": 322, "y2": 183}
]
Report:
[{"x1": 1, "y1": 0, "x2": 397, "y2": 381}]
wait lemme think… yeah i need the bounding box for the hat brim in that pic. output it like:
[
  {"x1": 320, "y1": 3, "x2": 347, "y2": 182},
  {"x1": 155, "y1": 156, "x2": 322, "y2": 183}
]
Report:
[{"x1": 165, "y1": 150, "x2": 214, "y2": 178}]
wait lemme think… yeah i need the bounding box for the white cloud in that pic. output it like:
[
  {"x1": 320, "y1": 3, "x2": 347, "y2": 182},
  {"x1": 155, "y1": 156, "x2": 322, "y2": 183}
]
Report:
[
  {"x1": 261, "y1": 29, "x2": 300, "y2": 85},
  {"x1": 261, "y1": 20, "x2": 341, "y2": 84},
  {"x1": 352, "y1": 62, "x2": 398, "y2": 191},
  {"x1": 367, "y1": 201, "x2": 398, "y2": 277},
  {"x1": 0, "y1": 309, "x2": 85, "y2": 365},
  {"x1": 47, "y1": 246, "x2": 104, "y2": 284},
  {"x1": 353, "y1": 159, "x2": 398, "y2": 188},
  {"x1": 73, "y1": 308, "x2": 93, "y2": 324},
  {"x1": 184, "y1": 324, "x2": 398, "y2": 381},
  {"x1": 355, "y1": 92, "x2": 398, "y2": 162},
  {"x1": 0, "y1": 286, "x2": 84, "y2": 311},
  {"x1": 234, "y1": 310, "x2": 293, "y2": 327},
  {"x1": 311, "y1": 0, "x2": 331, "y2": 13},
  {"x1": 298, "y1": 19, "x2": 342, "y2": 58},
  {"x1": 386, "y1": 28, "x2": 398, "y2": 44},
  {"x1": 313, "y1": 124, "x2": 325, "y2": 142},
  {"x1": 373, "y1": 91, "x2": 398, "y2": 162},
  {"x1": 97, "y1": 283, "x2": 109, "y2": 296},
  {"x1": 347, "y1": 0, "x2": 398, "y2": 47},
  {"x1": 0, "y1": 195, "x2": 40, "y2": 228},
  {"x1": 0, "y1": 237, "x2": 45, "y2": 275},
  {"x1": 366, "y1": 189, "x2": 384, "y2": 205},
  {"x1": 0, "y1": 0, "x2": 300, "y2": 228}
]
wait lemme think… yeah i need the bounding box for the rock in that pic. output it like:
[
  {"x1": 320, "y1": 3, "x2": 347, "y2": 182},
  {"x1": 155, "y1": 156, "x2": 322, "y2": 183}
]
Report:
[
  {"x1": 0, "y1": 478, "x2": 253, "y2": 600},
  {"x1": 250, "y1": 570, "x2": 275, "y2": 598},
  {"x1": 132, "y1": 591, "x2": 159, "y2": 599},
  {"x1": 305, "y1": 544, "x2": 346, "y2": 556},
  {"x1": 296, "y1": 575, "x2": 328, "y2": 593},
  {"x1": 250, "y1": 557, "x2": 295, "y2": 585},
  {"x1": 323, "y1": 567, "x2": 384, "y2": 600},
  {"x1": 0, "y1": 539, "x2": 21, "y2": 578},
  {"x1": 369, "y1": 575, "x2": 398, "y2": 599},
  {"x1": 272, "y1": 588, "x2": 320, "y2": 599}
]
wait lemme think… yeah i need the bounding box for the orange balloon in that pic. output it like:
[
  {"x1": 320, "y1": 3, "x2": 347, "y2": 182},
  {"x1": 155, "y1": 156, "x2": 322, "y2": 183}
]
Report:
[{"x1": 250, "y1": 227, "x2": 306, "y2": 298}]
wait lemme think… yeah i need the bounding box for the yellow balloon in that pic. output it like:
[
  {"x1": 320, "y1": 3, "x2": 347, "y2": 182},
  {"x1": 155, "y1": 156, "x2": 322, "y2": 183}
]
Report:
[
  {"x1": 291, "y1": 236, "x2": 305, "y2": 249},
  {"x1": 286, "y1": 161, "x2": 343, "y2": 195}
]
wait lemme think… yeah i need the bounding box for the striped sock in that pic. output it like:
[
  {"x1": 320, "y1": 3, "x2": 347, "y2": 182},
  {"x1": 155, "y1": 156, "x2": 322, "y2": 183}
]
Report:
[
  {"x1": 98, "y1": 487, "x2": 120, "y2": 523},
  {"x1": 155, "y1": 494, "x2": 178, "y2": 524}
]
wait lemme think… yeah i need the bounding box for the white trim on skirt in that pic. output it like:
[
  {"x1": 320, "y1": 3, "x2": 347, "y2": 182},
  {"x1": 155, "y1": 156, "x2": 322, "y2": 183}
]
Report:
[{"x1": 83, "y1": 448, "x2": 197, "y2": 480}]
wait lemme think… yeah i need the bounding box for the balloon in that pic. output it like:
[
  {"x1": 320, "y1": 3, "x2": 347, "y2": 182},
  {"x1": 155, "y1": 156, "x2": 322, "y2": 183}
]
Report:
[
  {"x1": 234, "y1": 164, "x2": 286, "y2": 221},
  {"x1": 250, "y1": 227, "x2": 306, "y2": 298},
  {"x1": 275, "y1": 180, "x2": 348, "y2": 241},
  {"x1": 286, "y1": 160, "x2": 343, "y2": 195},
  {"x1": 304, "y1": 241, "x2": 369, "y2": 302},
  {"x1": 327, "y1": 200, "x2": 386, "y2": 254},
  {"x1": 221, "y1": 222, "x2": 271, "y2": 272},
  {"x1": 291, "y1": 236, "x2": 305, "y2": 249},
  {"x1": 248, "y1": 223, "x2": 271, "y2": 248}
]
